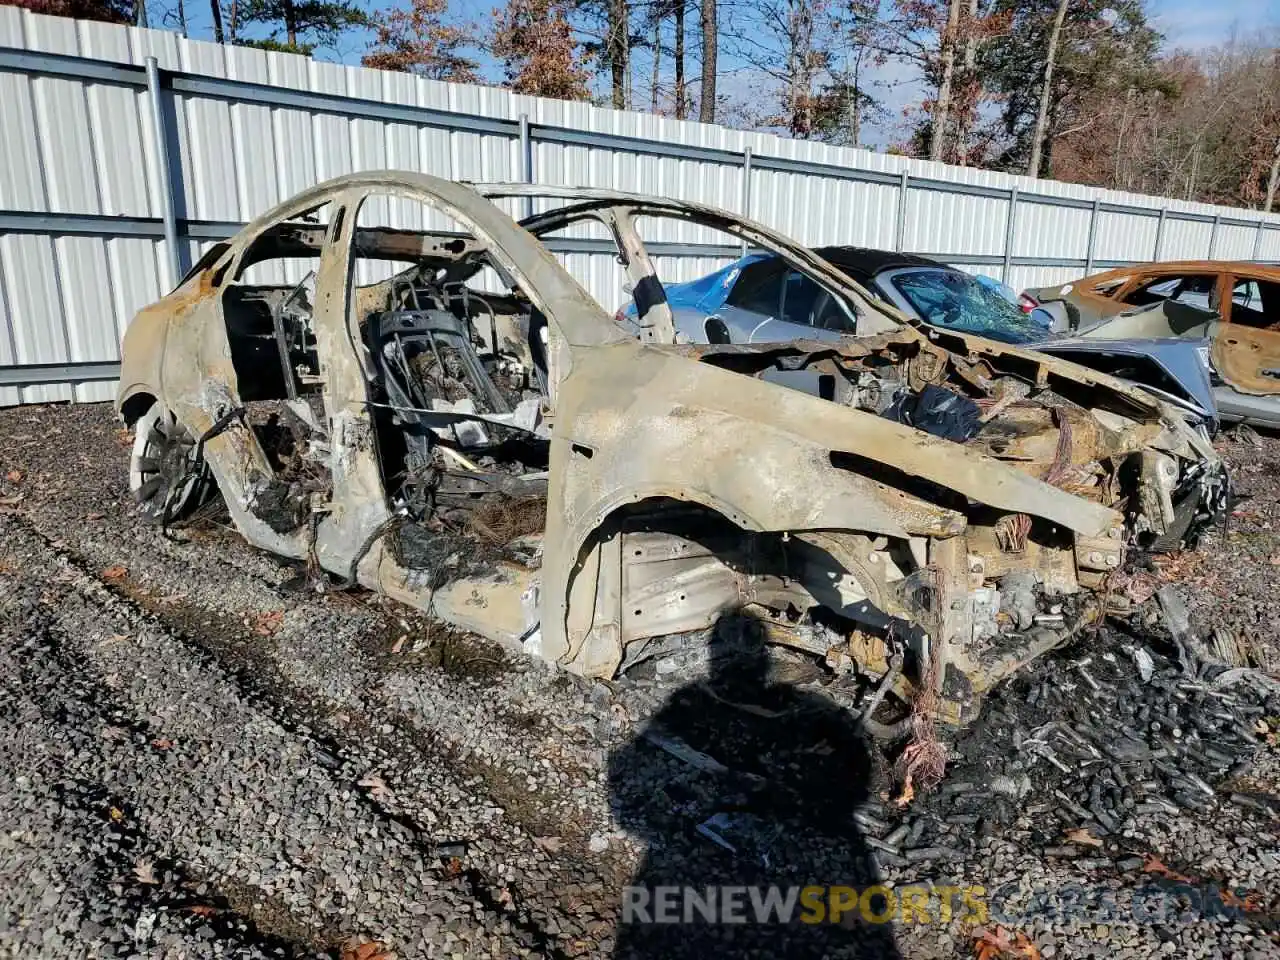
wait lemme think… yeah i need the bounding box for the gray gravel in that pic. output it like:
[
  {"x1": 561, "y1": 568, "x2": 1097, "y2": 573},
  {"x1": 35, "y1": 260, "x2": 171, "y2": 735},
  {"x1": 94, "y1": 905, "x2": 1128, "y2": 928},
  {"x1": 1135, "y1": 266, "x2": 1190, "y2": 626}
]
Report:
[{"x1": 1, "y1": 402, "x2": 1278, "y2": 959}]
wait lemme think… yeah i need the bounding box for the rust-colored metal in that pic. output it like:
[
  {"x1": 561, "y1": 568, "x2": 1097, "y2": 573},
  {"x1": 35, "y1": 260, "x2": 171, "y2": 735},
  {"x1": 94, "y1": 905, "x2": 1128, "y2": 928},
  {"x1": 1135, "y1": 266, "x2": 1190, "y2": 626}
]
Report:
[{"x1": 1030, "y1": 260, "x2": 1280, "y2": 396}]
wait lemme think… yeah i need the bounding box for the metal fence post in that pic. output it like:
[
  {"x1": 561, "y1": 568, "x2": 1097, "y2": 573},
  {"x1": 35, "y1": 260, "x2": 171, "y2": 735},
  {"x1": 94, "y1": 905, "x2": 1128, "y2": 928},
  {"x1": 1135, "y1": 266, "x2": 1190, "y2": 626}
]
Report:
[
  {"x1": 1254, "y1": 221, "x2": 1266, "y2": 261},
  {"x1": 1208, "y1": 214, "x2": 1220, "y2": 259},
  {"x1": 145, "y1": 56, "x2": 182, "y2": 288},
  {"x1": 518, "y1": 113, "x2": 533, "y2": 220},
  {"x1": 1001, "y1": 187, "x2": 1018, "y2": 283},
  {"x1": 1154, "y1": 208, "x2": 1167, "y2": 260},
  {"x1": 739, "y1": 146, "x2": 753, "y2": 255},
  {"x1": 895, "y1": 170, "x2": 910, "y2": 253},
  {"x1": 1084, "y1": 198, "x2": 1100, "y2": 274}
]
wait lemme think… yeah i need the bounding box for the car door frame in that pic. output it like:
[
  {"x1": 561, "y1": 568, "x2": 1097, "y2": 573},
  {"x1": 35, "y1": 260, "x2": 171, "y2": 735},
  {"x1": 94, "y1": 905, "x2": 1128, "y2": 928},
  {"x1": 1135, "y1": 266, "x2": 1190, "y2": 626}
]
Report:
[
  {"x1": 1113, "y1": 266, "x2": 1227, "y2": 317},
  {"x1": 1213, "y1": 268, "x2": 1280, "y2": 396},
  {"x1": 715, "y1": 255, "x2": 789, "y2": 342}
]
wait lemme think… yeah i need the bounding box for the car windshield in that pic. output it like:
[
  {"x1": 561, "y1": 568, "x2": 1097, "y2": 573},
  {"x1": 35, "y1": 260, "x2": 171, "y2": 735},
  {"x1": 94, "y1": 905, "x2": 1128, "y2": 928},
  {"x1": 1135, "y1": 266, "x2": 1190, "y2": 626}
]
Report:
[{"x1": 890, "y1": 268, "x2": 1050, "y2": 345}]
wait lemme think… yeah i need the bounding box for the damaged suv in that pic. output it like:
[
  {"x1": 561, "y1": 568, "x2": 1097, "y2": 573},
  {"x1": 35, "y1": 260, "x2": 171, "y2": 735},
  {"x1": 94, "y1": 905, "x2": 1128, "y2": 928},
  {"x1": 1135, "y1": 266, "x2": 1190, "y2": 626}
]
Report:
[{"x1": 116, "y1": 173, "x2": 1227, "y2": 728}]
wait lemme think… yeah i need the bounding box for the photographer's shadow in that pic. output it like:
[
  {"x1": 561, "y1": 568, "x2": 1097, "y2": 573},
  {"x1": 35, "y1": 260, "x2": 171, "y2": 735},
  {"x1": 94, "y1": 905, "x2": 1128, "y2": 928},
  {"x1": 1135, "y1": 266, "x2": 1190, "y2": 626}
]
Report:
[{"x1": 608, "y1": 609, "x2": 902, "y2": 959}]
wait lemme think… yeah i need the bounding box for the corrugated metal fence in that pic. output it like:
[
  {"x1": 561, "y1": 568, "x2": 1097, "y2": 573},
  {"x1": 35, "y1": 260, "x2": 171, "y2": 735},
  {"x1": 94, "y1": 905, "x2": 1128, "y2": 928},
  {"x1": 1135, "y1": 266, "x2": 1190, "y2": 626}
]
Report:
[{"x1": 2, "y1": 7, "x2": 1279, "y2": 406}]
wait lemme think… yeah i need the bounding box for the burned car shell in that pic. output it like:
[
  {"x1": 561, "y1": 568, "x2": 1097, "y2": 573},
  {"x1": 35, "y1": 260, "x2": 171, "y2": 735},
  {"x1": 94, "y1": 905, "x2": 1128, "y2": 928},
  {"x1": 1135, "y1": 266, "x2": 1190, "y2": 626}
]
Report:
[{"x1": 116, "y1": 172, "x2": 1225, "y2": 726}]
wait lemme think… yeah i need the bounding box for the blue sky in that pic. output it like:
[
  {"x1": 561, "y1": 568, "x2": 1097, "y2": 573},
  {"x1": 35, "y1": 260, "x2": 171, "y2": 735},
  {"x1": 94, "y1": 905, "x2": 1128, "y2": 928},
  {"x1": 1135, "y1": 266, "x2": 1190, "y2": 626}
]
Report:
[{"x1": 1151, "y1": 0, "x2": 1272, "y2": 48}]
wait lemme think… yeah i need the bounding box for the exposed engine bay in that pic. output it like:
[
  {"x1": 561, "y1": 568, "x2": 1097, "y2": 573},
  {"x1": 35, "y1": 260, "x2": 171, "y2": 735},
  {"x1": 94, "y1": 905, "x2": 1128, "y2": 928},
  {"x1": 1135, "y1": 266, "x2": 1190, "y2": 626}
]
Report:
[{"x1": 115, "y1": 174, "x2": 1231, "y2": 732}]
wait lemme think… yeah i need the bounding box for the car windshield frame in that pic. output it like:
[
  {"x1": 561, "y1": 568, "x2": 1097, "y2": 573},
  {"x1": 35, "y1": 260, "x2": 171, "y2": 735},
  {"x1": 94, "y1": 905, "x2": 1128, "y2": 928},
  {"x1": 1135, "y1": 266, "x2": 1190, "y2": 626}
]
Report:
[{"x1": 882, "y1": 266, "x2": 1051, "y2": 345}]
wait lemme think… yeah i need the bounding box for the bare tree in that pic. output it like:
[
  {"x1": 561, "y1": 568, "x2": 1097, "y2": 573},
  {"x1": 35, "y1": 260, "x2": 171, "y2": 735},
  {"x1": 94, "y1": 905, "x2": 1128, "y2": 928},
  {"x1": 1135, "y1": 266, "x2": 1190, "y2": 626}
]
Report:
[
  {"x1": 649, "y1": 6, "x2": 661, "y2": 109},
  {"x1": 699, "y1": 0, "x2": 716, "y2": 121},
  {"x1": 953, "y1": 0, "x2": 978, "y2": 163},
  {"x1": 724, "y1": 0, "x2": 841, "y2": 136},
  {"x1": 1026, "y1": 0, "x2": 1069, "y2": 177},
  {"x1": 930, "y1": 0, "x2": 961, "y2": 160},
  {"x1": 644, "y1": 0, "x2": 686, "y2": 116},
  {"x1": 674, "y1": 0, "x2": 686, "y2": 117},
  {"x1": 1266, "y1": 137, "x2": 1280, "y2": 212},
  {"x1": 210, "y1": 0, "x2": 224, "y2": 40},
  {"x1": 607, "y1": 0, "x2": 630, "y2": 107}
]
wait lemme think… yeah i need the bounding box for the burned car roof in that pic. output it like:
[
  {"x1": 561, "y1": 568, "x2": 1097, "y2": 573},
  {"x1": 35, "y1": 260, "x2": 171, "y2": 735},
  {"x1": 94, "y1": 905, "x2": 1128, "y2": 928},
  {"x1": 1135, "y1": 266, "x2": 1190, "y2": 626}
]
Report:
[{"x1": 115, "y1": 171, "x2": 1228, "y2": 732}]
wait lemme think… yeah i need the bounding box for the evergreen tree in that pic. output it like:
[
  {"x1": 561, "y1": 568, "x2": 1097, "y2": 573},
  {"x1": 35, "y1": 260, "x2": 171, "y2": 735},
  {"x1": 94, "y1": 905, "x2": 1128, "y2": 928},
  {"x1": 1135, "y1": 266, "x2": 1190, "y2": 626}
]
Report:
[{"x1": 236, "y1": 0, "x2": 367, "y2": 55}]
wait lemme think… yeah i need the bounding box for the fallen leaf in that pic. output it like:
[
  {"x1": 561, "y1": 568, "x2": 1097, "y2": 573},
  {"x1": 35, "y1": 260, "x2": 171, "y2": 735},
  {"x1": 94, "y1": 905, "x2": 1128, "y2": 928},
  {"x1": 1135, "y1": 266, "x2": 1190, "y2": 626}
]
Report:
[
  {"x1": 109, "y1": 807, "x2": 124, "y2": 822},
  {"x1": 533, "y1": 835, "x2": 563, "y2": 853},
  {"x1": 390, "y1": 634, "x2": 407, "y2": 654},
  {"x1": 187, "y1": 905, "x2": 219, "y2": 918},
  {"x1": 1140, "y1": 857, "x2": 1260, "y2": 911},
  {"x1": 5, "y1": 469, "x2": 22, "y2": 483},
  {"x1": 250, "y1": 610, "x2": 284, "y2": 637},
  {"x1": 973, "y1": 926, "x2": 1039, "y2": 960},
  {"x1": 102, "y1": 565, "x2": 128, "y2": 581},
  {"x1": 342, "y1": 940, "x2": 394, "y2": 960},
  {"x1": 892, "y1": 774, "x2": 915, "y2": 808},
  {"x1": 1219, "y1": 887, "x2": 1262, "y2": 912},
  {"x1": 133, "y1": 858, "x2": 158, "y2": 884},
  {"x1": 444, "y1": 856, "x2": 463, "y2": 877},
  {"x1": 357, "y1": 774, "x2": 393, "y2": 801},
  {"x1": 1064, "y1": 827, "x2": 1103, "y2": 848},
  {"x1": 150, "y1": 737, "x2": 175, "y2": 750},
  {"x1": 1143, "y1": 856, "x2": 1192, "y2": 884}
]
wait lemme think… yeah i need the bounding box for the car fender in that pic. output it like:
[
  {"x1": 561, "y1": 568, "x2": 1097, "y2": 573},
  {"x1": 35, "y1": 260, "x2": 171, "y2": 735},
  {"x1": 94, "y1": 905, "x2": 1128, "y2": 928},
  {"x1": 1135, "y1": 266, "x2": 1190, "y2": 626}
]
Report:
[{"x1": 537, "y1": 339, "x2": 1123, "y2": 670}]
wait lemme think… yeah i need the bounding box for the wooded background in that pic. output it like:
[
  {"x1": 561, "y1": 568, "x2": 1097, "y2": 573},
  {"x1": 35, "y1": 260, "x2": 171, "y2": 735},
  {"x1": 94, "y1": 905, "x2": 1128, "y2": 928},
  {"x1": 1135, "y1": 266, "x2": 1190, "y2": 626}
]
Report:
[{"x1": 6, "y1": 0, "x2": 1278, "y2": 212}]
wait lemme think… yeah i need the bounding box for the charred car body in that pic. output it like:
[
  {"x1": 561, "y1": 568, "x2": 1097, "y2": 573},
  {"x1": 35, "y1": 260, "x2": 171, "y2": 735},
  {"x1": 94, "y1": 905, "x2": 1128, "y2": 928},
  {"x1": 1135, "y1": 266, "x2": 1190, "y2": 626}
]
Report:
[{"x1": 116, "y1": 173, "x2": 1227, "y2": 727}]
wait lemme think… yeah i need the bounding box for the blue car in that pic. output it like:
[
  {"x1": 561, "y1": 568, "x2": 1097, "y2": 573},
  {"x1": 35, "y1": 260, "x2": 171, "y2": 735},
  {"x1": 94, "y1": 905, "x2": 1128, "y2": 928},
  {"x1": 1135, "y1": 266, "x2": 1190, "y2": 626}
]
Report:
[{"x1": 618, "y1": 247, "x2": 1052, "y2": 346}]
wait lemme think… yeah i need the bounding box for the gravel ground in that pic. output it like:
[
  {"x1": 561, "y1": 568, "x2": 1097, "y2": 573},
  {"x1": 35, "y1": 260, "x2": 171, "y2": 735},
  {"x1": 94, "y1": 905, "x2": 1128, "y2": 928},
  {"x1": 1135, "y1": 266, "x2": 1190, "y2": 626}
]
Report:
[{"x1": 0, "y1": 402, "x2": 1278, "y2": 960}]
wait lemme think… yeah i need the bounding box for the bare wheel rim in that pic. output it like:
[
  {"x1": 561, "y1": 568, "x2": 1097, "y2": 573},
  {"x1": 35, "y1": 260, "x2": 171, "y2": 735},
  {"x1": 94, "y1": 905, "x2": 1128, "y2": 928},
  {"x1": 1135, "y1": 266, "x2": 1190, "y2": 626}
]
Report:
[{"x1": 129, "y1": 404, "x2": 203, "y2": 522}]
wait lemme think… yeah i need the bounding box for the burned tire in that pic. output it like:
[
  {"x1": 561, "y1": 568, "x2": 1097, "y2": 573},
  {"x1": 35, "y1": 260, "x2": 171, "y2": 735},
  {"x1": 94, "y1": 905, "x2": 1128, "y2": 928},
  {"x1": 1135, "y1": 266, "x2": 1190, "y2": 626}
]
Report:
[{"x1": 129, "y1": 402, "x2": 211, "y2": 523}]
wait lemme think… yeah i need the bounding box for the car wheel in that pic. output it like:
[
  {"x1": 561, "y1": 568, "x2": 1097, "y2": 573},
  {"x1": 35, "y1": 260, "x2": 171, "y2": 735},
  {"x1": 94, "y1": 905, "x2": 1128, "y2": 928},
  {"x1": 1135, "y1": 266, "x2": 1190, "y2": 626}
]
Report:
[{"x1": 129, "y1": 402, "x2": 210, "y2": 523}]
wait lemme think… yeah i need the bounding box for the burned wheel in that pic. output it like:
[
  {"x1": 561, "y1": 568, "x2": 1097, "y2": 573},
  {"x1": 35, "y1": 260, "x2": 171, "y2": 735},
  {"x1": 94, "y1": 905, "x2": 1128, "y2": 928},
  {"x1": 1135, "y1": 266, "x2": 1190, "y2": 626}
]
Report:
[{"x1": 129, "y1": 402, "x2": 209, "y2": 522}]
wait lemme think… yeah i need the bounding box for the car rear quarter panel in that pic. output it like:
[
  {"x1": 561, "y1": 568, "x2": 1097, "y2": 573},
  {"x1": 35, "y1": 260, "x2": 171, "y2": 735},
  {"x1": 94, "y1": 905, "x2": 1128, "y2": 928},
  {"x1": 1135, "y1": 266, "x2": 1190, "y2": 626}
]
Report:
[{"x1": 116, "y1": 294, "x2": 176, "y2": 422}]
